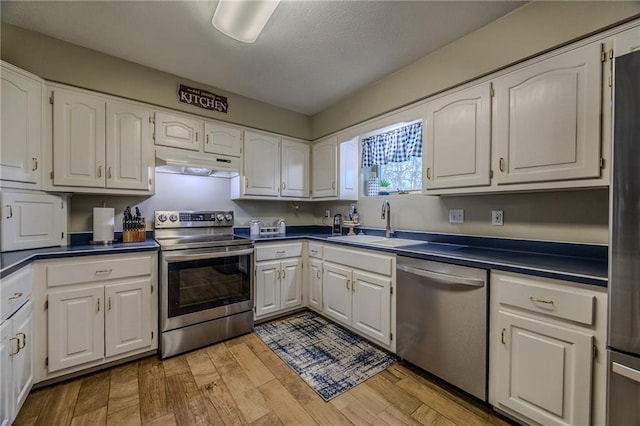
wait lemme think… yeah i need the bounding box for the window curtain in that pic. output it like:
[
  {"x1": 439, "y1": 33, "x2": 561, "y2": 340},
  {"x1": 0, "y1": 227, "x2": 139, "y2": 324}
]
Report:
[{"x1": 361, "y1": 122, "x2": 422, "y2": 167}]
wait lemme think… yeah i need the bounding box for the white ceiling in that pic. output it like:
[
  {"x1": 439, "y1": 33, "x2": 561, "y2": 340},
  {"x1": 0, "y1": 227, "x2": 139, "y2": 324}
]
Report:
[{"x1": 1, "y1": 1, "x2": 524, "y2": 115}]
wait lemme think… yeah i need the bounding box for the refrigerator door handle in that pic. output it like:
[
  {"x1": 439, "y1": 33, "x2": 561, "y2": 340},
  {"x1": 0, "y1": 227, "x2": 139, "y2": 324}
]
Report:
[{"x1": 612, "y1": 362, "x2": 640, "y2": 383}]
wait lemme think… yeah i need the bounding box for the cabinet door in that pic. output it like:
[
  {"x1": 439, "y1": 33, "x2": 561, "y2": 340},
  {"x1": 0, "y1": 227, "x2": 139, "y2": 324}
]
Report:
[
  {"x1": 106, "y1": 101, "x2": 153, "y2": 190},
  {"x1": 496, "y1": 311, "x2": 593, "y2": 426},
  {"x1": 244, "y1": 131, "x2": 280, "y2": 196},
  {"x1": 424, "y1": 83, "x2": 491, "y2": 190},
  {"x1": 352, "y1": 271, "x2": 391, "y2": 346},
  {"x1": 493, "y1": 43, "x2": 602, "y2": 185},
  {"x1": 154, "y1": 111, "x2": 202, "y2": 151},
  {"x1": 281, "y1": 258, "x2": 303, "y2": 310},
  {"x1": 311, "y1": 136, "x2": 338, "y2": 198},
  {"x1": 48, "y1": 285, "x2": 104, "y2": 372},
  {"x1": 308, "y1": 258, "x2": 323, "y2": 312},
  {"x1": 204, "y1": 122, "x2": 242, "y2": 157},
  {"x1": 0, "y1": 320, "x2": 12, "y2": 426},
  {"x1": 11, "y1": 300, "x2": 33, "y2": 416},
  {"x1": 1, "y1": 191, "x2": 65, "y2": 252},
  {"x1": 339, "y1": 137, "x2": 358, "y2": 200},
  {"x1": 105, "y1": 278, "x2": 151, "y2": 357},
  {"x1": 281, "y1": 139, "x2": 310, "y2": 198},
  {"x1": 322, "y1": 263, "x2": 351, "y2": 325},
  {"x1": 255, "y1": 261, "x2": 281, "y2": 317},
  {"x1": 52, "y1": 90, "x2": 106, "y2": 187},
  {"x1": 0, "y1": 65, "x2": 41, "y2": 185}
]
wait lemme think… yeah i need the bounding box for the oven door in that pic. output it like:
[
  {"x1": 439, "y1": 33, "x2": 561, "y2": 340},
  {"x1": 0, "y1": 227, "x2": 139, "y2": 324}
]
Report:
[{"x1": 160, "y1": 246, "x2": 254, "y2": 332}]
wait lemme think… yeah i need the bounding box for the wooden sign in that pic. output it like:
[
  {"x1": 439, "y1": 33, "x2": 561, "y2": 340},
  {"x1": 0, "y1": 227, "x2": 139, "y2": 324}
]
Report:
[{"x1": 177, "y1": 84, "x2": 228, "y2": 113}]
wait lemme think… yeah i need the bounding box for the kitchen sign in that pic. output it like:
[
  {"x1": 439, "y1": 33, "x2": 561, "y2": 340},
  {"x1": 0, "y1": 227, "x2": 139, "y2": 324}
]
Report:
[{"x1": 177, "y1": 84, "x2": 228, "y2": 113}]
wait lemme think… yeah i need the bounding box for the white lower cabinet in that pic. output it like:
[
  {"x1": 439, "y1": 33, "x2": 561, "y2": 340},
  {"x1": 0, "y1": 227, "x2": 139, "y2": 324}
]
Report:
[
  {"x1": 307, "y1": 257, "x2": 323, "y2": 312},
  {"x1": 254, "y1": 242, "x2": 304, "y2": 320},
  {"x1": 1, "y1": 266, "x2": 34, "y2": 426},
  {"x1": 489, "y1": 271, "x2": 607, "y2": 426},
  {"x1": 322, "y1": 245, "x2": 394, "y2": 349},
  {"x1": 35, "y1": 252, "x2": 158, "y2": 381}
]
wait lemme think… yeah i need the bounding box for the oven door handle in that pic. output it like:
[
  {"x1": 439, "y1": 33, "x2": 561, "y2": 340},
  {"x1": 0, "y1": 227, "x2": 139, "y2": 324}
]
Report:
[{"x1": 163, "y1": 248, "x2": 254, "y2": 263}]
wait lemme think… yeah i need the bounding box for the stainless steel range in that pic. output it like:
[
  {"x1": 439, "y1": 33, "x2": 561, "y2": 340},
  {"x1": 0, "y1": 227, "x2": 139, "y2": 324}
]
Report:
[{"x1": 155, "y1": 210, "x2": 254, "y2": 358}]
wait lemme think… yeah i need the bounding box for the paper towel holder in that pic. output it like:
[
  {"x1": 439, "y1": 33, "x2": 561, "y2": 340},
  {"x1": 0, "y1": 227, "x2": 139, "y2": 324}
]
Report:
[{"x1": 91, "y1": 205, "x2": 116, "y2": 245}]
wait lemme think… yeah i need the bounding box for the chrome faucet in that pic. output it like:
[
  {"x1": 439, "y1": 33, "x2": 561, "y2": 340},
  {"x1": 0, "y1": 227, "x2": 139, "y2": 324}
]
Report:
[{"x1": 381, "y1": 199, "x2": 392, "y2": 238}]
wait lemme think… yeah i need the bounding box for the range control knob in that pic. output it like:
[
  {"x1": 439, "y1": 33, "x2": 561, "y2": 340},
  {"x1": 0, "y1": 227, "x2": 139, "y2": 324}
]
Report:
[
  {"x1": 157, "y1": 214, "x2": 168, "y2": 223},
  {"x1": 169, "y1": 214, "x2": 178, "y2": 222},
  {"x1": 225, "y1": 214, "x2": 233, "y2": 222},
  {"x1": 216, "y1": 213, "x2": 225, "y2": 221}
]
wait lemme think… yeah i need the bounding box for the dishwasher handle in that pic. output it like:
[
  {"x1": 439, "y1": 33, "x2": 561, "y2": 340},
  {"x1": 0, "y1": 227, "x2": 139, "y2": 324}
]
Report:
[{"x1": 397, "y1": 264, "x2": 485, "y2": 288}]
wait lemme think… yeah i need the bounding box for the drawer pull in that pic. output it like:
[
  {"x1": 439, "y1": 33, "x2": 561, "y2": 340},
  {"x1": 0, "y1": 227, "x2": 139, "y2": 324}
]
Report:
[
  {"x1": 530, "y1": 296, "x2": 554, "y2": 305},
  {"x1": 95, "y1": 269, "x2": 112, "y2": 275},
  {"x1": 9, "y1": 337, "x2": 19, "y2": 356},
  {"x1": 310, "y1": 249, "x2": 317, "y2": 254},
  {"x1": 275, "y1": 251, "x2": 286, "y2": 256},
  {"x1": 8, "y1": 292, "x2": 23, "y2": 300},
  {"x1": 17, "y1": 333, "x2": 26, "y2": 350}
]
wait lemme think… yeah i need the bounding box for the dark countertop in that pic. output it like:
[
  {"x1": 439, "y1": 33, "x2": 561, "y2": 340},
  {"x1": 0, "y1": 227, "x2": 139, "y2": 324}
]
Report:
[
  {"x1": 249, "y1": 228, "x2": 607, "y2": 288},
  {"x1": 0, "y1": 239, "x2": 159, "y2": 279}
]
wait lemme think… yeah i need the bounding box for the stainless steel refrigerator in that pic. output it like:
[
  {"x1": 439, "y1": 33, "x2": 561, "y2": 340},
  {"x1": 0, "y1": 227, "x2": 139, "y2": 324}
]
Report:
[{"x1": 609, "y1": 48, "x2": 640, "y2": 425}]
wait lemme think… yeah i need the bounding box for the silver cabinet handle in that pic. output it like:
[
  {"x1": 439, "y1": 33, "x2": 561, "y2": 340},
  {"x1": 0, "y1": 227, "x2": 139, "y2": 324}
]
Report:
[
  {"x1": 346, "y1": 279, "x2": 350, "y2": 290},
  {"x1": 316, "y1": 271, "x2": 321, "y2": 279},
  {"x1": 277, "y1": 270, "x2": 281, "y2": 280},
  {"x1": 397, "y1": 264, "x2": 485, "y2": 288},
  {"x1": 97, "y1": 297, "x2": 101, "y2": 313},
  {"x1": 17, "y1": 332, "x2": 26, "y2": 350},
  {"x1": 8, "y1": 292, "x2": 23, "y2": 301},
  {"x1": 195, "y1": 132, "x2": 199, "y2": 142},
  {"x1": 164, "y1": 248, "x2": 254, "y2": 263},
  {"x1": 426, "y1": 168, "x2": 431, "y2": 180},
  {"x1": 501, "y1": 328, "x2": 506, "y2": 345},
  {"x1": 95, "y1": 269, "x2": 112, "y2": 275},
  {"x1": 108, "y1": 297, "x2": 112, "y2": 311},
  {"x1": 5, "y1": 205, "x2": 12, "y2": 219},
  {"x1": 108, "y1": 166, "x2": 112, "y2": 179},
  {"x1": 530, "y1": 296, "x2": 554, "y2": 305},
  {"x1": 499, "y1": 157, "x2": 505, "y2": 172},
  {"x1": 282, "y1": 182, "x2": 286, "y2": 190},
  {"x1": 206, "y1": 134, "x2": 209, "y2": 144},
  {"x1": 98, "y1": 165, "x2": 103, "y2": 177},
  {"x1": 32, "y1": 157, "x2": 38, "y2": 171},
  {"x1": 282, "y1": 269, "x2": 286, "y2": 279},
  {"x1": 612, "y1": 362, "x2": 640, "y2": 383},
  {"x1": 9, "y1": 337, "x2": 19, "y2": 356}
]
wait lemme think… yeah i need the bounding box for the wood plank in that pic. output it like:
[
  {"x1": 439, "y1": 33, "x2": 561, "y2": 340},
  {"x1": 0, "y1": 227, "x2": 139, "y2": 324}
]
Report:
[
  {"x1": 144, "y1": 412, "x2": 178, "y2": 426},
  {"x1": 257, "y1": 379, "x2": 317, "y2": 425},
  {"x1": 211, "y1": 345, "x2": 271, "y2": 423},
  {"x1": 106, "y1": 403, "x2": 141, "y2": 426},
  {"x1": 13, "y1": 387, "x2": 51, "y2": 425},
  {"x1": 71, "y1": 406, "x2": 108, "y2": 426},
  {"x1": 74, "y1": 370, "x2": 111, "y2": 417},
  {"x1": 411, "y1": 404, "x2": 456, "y2": 426},
  {"x1": 162, "y1": 355, "x2": 190, "y2": 377},
  {"x1": 397, "y1": 377, "x2": 483, "y2": 426},
  {"x1": 200, "y1": 379, "x2": 246, "y2": 426},
  {"x1": 249, "y1": 412, "x2": 284, "y2": 426},
  {"x1": 228, "y1": 343, "x2": 275, "y2": 387},
  {"x1": 337, "y1": 397, "x2": 379, "y2": 425},
  {"x1": 304, "y1": 398, "x2": 352, "y2": 426},
  {"x1": 108, "y1": 362, "x2": 140, "y2": 416},
  {"x1": 330, "y1": 391, "x2": 358, "y2": 411},
  {"x1": 139, "y1": 356, "x2": 172, "y2": 423},
  {"x1": 365, "y1": 374, "x2": 421, "y2": 416},
  {"x1": 34, "y1": 379, "x2": 82, "y2": 426},
  {"x1": 186, "y1": 348, "x2": 221, "y2": 389},
  {"x1": 349, "y1": 382, "x2": 391, "y2": 415},
  {"x1": 373, "y1": 405, "x2": 421, "y2": 426},
  {"x1": 165, "y1": 372, "x2": 217, "y2": 426}
]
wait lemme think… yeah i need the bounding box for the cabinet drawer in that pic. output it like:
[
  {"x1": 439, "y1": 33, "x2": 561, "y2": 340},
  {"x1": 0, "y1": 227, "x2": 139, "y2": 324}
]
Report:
[
  {"x1": 255, "y1": 243, "x2": 303, "y2": 261},
  {"x1": 47, "y1": 255, "x2": 152, "y2": 287},
  {"x1": 0, "y1": 266, "x2": 33, "y2": 322},
  {"x1": 496, "y1": 273, "x2": 595, "y2": 325},
  {"x1": 308, "y1": 243, "x2": 323, "y2": 259},
  {"x1": 324, "y1": 246, "x2": 394, "y2": 276}
]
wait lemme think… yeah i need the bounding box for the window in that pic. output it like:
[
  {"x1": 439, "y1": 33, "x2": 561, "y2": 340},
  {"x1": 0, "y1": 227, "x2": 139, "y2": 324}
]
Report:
[{"x1": 361, "y1": 120, "x2": 422, "y2": 195}]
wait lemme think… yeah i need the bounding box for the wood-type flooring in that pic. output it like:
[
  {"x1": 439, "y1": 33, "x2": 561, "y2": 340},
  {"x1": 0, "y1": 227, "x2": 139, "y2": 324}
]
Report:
[{"x1": 14, "y1": 332, "x2": 513, "y2": 426}]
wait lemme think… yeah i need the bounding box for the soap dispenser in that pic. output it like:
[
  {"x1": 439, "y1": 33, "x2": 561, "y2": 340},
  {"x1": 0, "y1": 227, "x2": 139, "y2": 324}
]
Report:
[{"x1": 278, "y1": 218, "x2": 286, "y2": 235}]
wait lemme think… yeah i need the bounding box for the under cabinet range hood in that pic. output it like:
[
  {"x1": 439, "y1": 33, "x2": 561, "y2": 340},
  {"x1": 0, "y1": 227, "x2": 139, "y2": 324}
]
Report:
[{"x1": 155, "y1": 146, "x2": 240, "y2": 178}]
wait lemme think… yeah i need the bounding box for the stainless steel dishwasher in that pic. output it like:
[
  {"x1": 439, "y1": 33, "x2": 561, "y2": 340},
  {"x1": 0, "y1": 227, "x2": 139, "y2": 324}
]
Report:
[{"x1": 396, "y1": 256, "x2": 488, "y2": 401}]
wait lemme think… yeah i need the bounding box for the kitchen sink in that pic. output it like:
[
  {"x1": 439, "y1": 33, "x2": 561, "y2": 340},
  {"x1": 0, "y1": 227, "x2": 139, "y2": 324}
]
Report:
[{"x1": 327, "y1": 235, "x2": 423, "y2": 248}]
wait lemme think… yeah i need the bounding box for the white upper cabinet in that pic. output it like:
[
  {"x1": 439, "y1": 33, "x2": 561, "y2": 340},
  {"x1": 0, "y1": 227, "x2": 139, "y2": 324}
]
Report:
[
  {"x1": 50, "y1": 87, "x2": 153, "y2": 193},
  {"x1": 614, "y1": 26, "x2": 640, "y2": 56},
  {"x1": 243, "y1": 131, "x2": 280, "y2": 196},
  {"x1": 281, "y1": 138, "x2": 310, "y2": 198},
  {"x1": 339, "y1": 137, "x2": 358, "y2": 201},
  {"x1": 203, "y1": 122, "x2": 242, "y2": 157},
  {"x1": 52, "y1": 90, "x2": 106, "y2": 188},
  {"x1": 106, "y1": 101, "x2": 153, "y2": 190},
  {"x1": 311, "y1": 136, "x2": 338, "y2": 198},
  {"x1": 0, "y1": 63, "x2": 42, "y2": 188},
  {"x1": 423, "y1": 82, "x2": 491, "y2": 191},
  {"x1": 493, "y1": 42, "x2": 603, "y2": 185},
  {"x1": 154, "y1": 111, "x2": 202, "y2": 151}
]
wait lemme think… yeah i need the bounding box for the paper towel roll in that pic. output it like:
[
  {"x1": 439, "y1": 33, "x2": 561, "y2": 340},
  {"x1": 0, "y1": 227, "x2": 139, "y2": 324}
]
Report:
[{"x1": 93, "y1": 207, "x2": 115, "y2": 243}]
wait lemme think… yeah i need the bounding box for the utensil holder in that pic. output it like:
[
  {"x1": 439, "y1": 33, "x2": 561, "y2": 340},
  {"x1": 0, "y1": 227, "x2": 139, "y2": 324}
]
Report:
[{"x1": 123, "y1": 218, "x2": 146, "y2": 243}]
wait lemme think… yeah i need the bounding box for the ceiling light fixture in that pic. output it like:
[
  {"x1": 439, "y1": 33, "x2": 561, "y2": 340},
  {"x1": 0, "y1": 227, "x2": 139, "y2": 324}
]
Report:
[{"x1": 212, "y1": 0, "x2": 280, "y2": 44}]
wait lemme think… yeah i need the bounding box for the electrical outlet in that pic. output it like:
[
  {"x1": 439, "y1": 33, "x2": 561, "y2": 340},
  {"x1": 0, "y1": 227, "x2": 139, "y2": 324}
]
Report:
[
  {"x1": 449, "y1": 209, "x2": 464, "y2": 224},
  {"x1": 492, "y1": 210, "x2": 504, "y2": 226},
  {"x1": 325, "y1": 210, "x2": 331, "y2": 218}
]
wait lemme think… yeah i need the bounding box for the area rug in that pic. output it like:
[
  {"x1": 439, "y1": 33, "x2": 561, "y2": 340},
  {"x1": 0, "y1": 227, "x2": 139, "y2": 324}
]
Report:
[{"x1": 254, "y1": 311, "x2": 397, "y2": 400}]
